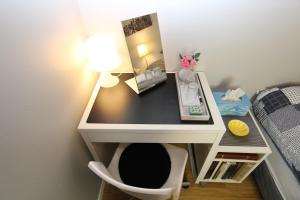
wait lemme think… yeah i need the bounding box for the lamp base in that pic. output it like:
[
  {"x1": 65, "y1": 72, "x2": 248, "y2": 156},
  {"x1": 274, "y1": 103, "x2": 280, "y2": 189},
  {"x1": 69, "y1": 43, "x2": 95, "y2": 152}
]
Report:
[{"x1": 99, "y1": 72, "x2": 119, "y2": 88}]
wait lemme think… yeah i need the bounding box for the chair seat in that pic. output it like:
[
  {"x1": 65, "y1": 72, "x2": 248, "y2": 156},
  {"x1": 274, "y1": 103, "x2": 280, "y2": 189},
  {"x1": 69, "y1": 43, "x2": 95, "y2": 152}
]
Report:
[{"x1": 119, "y1": 143, "x2": 171, "y2": 189}]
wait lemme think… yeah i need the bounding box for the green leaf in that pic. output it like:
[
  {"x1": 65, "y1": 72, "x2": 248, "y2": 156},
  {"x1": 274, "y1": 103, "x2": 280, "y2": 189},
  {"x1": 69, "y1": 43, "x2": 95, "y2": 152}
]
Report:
[
  {"x1": 196, "y1": 59, "x2": 199, "y2": 61},
  {"x1": 194, "y1": 52, "x2": 200, "y2": 58},
  {"x1": 179, "y1": 54, "x2": 183, "y2": 59}
]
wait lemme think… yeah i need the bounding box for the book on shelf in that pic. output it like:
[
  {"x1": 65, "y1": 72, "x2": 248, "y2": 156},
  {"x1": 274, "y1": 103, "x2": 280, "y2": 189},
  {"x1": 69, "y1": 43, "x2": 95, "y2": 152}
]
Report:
[
  {"x1": 204, "y1": 161, "x2": 219, "y2": 179},
  {"x1": 216, "y1": 152, "x2": 259, "y2": 160},
  {"x1": 212, "y1": 162, "x2": 223, "y2": 179},
  {"x1": 232, "y1": 163, "x2": 255, "y2": 181},
  {"x1": 221, "y1": 162, "x2": 236, "y2": 179},
  {"x1": 216, "y1": 162, "x2": 231, "y2": 179},
  {"x1": 221, "y1": 162, "x2": 242, "y2": 179},
  {"x1": 212, "y1": 162, "x2": 231, "y2": 179}
]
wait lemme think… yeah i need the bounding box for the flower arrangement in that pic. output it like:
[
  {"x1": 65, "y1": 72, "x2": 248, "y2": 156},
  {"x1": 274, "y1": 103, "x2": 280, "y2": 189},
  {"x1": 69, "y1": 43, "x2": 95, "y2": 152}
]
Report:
[
  {"x1": 179, "y1": 52, "x2": 200, "y2": 69},
  {"x1": 178, "y1": 52, "x2": 201, "y2": 83}
]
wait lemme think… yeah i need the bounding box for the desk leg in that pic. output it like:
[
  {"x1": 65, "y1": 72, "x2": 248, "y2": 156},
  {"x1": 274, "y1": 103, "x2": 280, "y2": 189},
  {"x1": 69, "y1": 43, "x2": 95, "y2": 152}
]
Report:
[
  {"x1": 80, "y1": 132, "x2": 100, "y2": 161},
  {"x1": 195, "y1": 133, "x2": 223, "y2": 183}
]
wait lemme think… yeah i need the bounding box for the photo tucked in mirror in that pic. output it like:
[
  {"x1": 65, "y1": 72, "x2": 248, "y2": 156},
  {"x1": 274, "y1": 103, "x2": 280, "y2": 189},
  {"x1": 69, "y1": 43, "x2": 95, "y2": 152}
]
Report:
[{"x1": 121, "y1": 13, "x2": 167, "y2": 93}]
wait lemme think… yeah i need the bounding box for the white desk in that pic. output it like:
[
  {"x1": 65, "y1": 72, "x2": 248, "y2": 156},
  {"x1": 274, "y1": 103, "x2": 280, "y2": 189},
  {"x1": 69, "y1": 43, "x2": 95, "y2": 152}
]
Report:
[{"x1": 78, "y1": 72, "x2": 226, "y2": 183}]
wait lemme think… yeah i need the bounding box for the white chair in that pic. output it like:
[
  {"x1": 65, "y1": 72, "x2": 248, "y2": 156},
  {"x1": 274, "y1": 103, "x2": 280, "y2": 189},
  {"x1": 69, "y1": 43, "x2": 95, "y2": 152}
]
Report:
[{"x1": 88, "y1": 143, "x2": 188, "y2": 200}]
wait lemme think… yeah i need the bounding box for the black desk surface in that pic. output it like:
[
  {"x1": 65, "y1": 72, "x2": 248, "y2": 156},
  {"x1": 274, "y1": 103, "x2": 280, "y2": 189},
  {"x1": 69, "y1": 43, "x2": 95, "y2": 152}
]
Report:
[{"x1": 87, "y1": 73, "x2": 214, "y2": 125}]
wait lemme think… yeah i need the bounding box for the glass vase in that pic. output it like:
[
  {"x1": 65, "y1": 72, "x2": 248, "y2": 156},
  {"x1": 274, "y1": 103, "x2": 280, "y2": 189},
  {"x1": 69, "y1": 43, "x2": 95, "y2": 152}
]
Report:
[{"x1": 178, "y1": 68, "x2": 196, "y2": 83}]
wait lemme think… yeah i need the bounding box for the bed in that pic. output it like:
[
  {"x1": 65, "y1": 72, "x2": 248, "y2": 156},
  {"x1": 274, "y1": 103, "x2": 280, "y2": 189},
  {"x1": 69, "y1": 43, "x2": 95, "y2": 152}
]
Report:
[{"x1": 251, "y1": 86, "x2": 300, "y2": 200}]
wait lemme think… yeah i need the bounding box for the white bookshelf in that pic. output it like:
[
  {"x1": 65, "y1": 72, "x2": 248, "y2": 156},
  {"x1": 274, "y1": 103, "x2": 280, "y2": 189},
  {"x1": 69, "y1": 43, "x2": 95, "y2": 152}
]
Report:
[{"x1": 189, "y1": 111, "x2": 272, "y2": 183}]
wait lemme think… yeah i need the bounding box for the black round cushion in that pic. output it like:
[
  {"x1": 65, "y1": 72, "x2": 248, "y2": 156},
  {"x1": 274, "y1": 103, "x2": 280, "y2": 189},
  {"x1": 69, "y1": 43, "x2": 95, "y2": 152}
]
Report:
[{"x1": 119, "y1": 143, "x2": 171, "y2": 189}]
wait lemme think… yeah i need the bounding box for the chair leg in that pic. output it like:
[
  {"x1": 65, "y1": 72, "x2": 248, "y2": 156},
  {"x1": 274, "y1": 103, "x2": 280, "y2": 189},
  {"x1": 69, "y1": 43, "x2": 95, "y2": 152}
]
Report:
[
  {"x1": 181, "y1": 174, "x2": 191, "y2": 189},
  {"x1": 182, "y1": 180, "x2": 191, "y2": 189}
]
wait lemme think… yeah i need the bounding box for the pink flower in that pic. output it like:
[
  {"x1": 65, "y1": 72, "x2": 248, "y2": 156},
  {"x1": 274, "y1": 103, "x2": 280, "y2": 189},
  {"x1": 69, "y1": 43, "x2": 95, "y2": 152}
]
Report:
[
  {"x1": 180, "y1": 55, "x2": 197, "y2": 69},
  {"x1": 180, "y1": 58, "x2": 190, "y2": 68}
]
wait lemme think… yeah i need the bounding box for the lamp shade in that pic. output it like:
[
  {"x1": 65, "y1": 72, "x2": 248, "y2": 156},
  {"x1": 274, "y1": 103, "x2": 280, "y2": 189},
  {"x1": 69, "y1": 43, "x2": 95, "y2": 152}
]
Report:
[
  {"x1": 137, "y1": 44, "x2": 149, "y2": 58},
  {"x1": 85, "y1": 35, "x2": 120, "y2": 72}
]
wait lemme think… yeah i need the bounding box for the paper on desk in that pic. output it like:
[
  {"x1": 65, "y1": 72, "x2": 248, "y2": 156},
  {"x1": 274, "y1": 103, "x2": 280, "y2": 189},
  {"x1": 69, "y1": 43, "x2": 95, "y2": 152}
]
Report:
[
  {"x1": 180, "y1": 84, "x2": 201, "y2": 106},
  {"x1": 222, "y1": 88, "x2": 245, "y2": 101}
]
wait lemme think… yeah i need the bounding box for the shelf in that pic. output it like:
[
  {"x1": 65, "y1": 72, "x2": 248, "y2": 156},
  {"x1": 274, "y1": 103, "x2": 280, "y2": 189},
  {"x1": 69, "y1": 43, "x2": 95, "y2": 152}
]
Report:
[
  {"x1": 219, "y1": 114, "x2": 268, "y2": 148},
  {"x1": 196, "y1": 112, "x2": 272, "y2": 184},
  {"x1": 203, "y1": 161, "x2": 257, "y2": 183},
  {"x1": 203, "y1": 179, "x2": 241, "y2": 183},
  {"x1": 214, "y1": 158, "x2": 258, "y2": 163}
]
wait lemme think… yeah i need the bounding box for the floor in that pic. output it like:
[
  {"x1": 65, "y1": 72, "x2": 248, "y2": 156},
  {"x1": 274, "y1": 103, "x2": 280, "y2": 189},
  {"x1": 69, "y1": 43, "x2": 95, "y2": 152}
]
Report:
[
  {"x1": 101, "y1": 145, "x2": 262, "y2": 200},
  {"x1": 102, "y1": 175, "x2": 261, "y2": 200}
]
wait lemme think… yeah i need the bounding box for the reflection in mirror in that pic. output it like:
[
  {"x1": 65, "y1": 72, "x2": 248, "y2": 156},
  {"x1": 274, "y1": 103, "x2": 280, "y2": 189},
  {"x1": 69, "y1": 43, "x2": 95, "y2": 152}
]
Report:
[{"x1": 121, "y1": 13, "x2": 167, "y2": 94}]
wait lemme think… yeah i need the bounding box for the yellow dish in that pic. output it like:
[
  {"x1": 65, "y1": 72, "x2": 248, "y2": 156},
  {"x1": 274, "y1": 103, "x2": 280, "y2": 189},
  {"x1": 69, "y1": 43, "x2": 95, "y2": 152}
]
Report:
[{"x1": 228, "y1": 119, "x2": 249, "y2": 137}]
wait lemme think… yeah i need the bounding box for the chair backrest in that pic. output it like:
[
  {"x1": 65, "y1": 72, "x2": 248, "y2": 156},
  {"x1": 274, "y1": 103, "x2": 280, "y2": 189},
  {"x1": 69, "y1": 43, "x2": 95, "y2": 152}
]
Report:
[{"x1": 88, "y1": 161, "x2": 173, "y2": 199}]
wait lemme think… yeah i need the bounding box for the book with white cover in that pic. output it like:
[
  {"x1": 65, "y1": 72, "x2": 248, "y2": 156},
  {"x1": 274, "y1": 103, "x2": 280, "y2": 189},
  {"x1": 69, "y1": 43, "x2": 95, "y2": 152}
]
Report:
[{"x1": 216, "y1": 162, "x2": 231, "y2": 179}]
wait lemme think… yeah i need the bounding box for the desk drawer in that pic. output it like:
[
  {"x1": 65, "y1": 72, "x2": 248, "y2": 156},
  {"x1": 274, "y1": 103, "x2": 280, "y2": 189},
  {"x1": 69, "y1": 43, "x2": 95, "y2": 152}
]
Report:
[{"x1": 85, "y1": 131, "x2": 217, "y2": 143}]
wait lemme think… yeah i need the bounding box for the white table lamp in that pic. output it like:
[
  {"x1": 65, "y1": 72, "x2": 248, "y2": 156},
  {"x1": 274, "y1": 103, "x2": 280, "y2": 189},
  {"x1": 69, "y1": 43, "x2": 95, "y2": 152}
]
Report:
[
  {"x1": 137, "y1": 44, "x2": 149, "y2": 68},
  {"x1": 137, "y1": 44, "x2": 149, "y2": 58},
  {"x1": 85, "y1": 35, "x2": 120, "y2": 88}
]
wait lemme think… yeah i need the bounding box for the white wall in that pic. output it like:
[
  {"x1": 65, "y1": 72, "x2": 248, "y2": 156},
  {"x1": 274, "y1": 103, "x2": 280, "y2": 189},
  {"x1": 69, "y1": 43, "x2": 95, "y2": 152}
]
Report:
[
  {"x1": 78, "y1": 0, "x2": 300, "y2": 95},
  {"x1": 0, "y1": 0, "x2": 99, "y2": 199}
]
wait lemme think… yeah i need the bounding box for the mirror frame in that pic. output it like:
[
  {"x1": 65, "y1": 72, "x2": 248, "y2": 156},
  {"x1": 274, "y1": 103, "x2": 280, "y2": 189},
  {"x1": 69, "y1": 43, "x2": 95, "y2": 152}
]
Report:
[{"x1": 121, "y1": 13, "x2": 167, "y2": 94}]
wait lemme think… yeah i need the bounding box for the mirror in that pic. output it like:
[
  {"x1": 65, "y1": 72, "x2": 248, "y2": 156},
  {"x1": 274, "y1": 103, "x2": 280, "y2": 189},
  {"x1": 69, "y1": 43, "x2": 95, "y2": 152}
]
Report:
[{"x1": 121, "y1": 13, "x2": 167, "y2": 94}]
